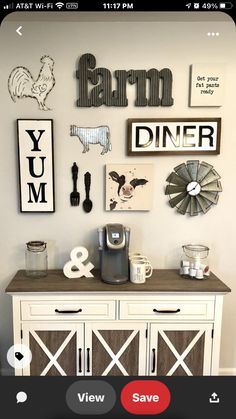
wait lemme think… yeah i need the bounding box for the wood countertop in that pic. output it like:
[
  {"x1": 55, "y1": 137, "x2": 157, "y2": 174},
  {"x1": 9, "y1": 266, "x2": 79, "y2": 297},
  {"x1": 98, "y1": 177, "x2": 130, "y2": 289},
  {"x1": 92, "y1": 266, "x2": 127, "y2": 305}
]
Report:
[{"x1": 5, "y1": 269, "x2": 231, "y2": 294}]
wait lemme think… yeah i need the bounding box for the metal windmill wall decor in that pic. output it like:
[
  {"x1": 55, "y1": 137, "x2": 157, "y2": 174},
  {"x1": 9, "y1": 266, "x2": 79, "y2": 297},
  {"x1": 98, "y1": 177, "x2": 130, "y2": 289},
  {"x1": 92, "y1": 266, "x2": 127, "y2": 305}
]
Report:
[{"x1": 165, "y1": 160, "x2": 222, "y2": 216}]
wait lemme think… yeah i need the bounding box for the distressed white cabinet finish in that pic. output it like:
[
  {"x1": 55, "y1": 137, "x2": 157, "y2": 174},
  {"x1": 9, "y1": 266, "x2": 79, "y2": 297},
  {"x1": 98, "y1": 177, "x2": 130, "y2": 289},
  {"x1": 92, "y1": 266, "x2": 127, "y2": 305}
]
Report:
[{"x1": 6, "y1": 269, "x2": 230, "y2": 376}]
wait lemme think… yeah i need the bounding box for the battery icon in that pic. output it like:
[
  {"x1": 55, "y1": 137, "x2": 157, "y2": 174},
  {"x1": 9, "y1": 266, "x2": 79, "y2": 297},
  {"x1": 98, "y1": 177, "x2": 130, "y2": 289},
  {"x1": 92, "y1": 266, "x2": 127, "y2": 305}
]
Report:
[
  {"x1": 219, "y1": 2, "x2": 233, "y2": 9},
  {"x1": 66, "y1": 2, "x2": 78, "y2": 9}
]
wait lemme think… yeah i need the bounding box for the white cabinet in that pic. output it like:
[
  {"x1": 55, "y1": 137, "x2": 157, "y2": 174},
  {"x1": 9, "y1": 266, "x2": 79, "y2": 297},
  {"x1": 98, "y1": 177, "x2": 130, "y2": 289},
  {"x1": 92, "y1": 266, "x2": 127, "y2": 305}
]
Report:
[
  {"x1": 6, "y1": 269, "x2": 230, "y2": 376},
  {"x1": 20, "y1": 321, "x2": 146, "y2": 376}
]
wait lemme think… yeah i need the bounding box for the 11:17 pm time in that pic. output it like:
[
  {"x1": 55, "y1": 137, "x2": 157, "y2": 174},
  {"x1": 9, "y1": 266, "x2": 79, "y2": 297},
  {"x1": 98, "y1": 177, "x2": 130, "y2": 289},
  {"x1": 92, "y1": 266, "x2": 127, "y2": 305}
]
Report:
[{"x1": 102, "y1": 3, "x2": 134, "y2": 9}]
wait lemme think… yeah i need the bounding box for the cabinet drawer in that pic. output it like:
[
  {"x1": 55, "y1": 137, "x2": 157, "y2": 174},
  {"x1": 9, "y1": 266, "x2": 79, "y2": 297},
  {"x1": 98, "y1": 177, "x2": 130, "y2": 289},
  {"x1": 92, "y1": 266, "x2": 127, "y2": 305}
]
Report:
[
  {"x1": 119, "y1": 298, "x2": 215, "y2": 321},
  {"x1": 21, "y1": 300, "x2": 116, "y2": 321}
]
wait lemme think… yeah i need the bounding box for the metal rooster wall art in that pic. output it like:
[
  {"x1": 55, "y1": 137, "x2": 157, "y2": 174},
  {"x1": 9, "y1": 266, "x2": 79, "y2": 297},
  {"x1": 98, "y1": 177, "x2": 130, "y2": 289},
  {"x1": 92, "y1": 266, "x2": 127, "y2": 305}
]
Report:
[{"x1": 8, "y1": 55, "x2": 55, "y2": 110}]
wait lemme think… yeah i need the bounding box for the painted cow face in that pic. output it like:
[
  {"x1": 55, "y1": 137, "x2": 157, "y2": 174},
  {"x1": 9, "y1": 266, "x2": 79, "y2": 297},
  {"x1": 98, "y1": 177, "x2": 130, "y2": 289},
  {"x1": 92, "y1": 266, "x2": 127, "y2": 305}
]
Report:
[{"x1": 109, "y1": 171, "x2": 148, "y2": 202}]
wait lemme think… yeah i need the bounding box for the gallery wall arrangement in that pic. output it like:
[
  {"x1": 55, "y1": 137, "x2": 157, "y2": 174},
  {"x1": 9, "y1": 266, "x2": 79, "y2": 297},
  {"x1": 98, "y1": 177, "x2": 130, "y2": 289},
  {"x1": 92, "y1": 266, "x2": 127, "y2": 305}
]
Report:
[{"x1": 11, "y1": 53, "x2": 224, "y2": 216}]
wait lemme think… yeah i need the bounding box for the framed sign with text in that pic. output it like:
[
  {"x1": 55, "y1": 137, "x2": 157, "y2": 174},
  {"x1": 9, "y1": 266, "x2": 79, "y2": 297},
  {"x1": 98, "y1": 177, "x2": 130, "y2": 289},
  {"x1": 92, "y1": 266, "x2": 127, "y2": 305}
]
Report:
[
  {"x1": 17, "y1": 119, "x2": 55, "y2": 212},
  {"x1": 190, "y1": 63, "x2": 225, "y2": 107},
  {"x1": 127, "y1": 118, "x2": 221, "y2": 156}
]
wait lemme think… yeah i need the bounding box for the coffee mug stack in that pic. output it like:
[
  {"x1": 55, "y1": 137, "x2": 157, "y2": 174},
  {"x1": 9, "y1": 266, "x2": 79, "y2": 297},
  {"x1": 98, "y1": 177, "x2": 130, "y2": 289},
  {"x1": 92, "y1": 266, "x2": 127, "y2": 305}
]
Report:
[{"x1": 129, "y1": 253, "x2": 153, "y2": 284}]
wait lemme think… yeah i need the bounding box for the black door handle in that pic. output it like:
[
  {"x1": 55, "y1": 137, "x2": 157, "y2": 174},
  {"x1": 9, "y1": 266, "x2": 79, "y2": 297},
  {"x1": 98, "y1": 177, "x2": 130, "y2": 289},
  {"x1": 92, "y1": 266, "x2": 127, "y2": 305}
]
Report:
[
  {"x1": 153, "y1": 308, "x2": 181, "y2": 314},
  {"x1": 151, "y1": 348, "x2": 156, "y2": 373},
  {"x1": 55, "y1": 309, "x2": 82, "y2": 314},
  {"x1": 78, "y1": 348, "x2": 82, "y2": 373},
  {"x1": 87, "y1": 348, "x2": 90, "y2": 373}
]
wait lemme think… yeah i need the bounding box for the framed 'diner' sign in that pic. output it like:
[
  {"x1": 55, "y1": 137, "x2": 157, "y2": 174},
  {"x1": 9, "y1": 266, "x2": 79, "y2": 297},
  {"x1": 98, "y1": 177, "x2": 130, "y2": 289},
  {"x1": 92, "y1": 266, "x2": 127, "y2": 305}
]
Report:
[
  {"x1": 127, "y1": 118, "x2": 221, "y2": 156},
  {"x1": 17, "y1": 119, "x2": 55, "y2": 212}
]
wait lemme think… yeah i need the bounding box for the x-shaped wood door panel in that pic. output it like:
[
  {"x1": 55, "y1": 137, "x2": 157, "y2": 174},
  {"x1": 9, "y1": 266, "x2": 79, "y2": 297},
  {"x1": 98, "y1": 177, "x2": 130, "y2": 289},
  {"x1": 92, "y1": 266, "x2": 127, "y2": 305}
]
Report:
[
  {"x1": 86, "y1": 323, "x2": 146, "y2": 376},
  {"x1": 22, "y1": 324, "x2": 83, "y2": 376},
  {"x1": 159, "y1": 329, "x2": 204, "y2": 375},
  {"x1": 30, "y1": 330, "x2": 75, "y2": 375},
  {"x1": 93, "y1": 329, "x2": 138, "y2": 375},
  {"x1": 150, "y1": 324, "x2": 212, "y2": 376}
]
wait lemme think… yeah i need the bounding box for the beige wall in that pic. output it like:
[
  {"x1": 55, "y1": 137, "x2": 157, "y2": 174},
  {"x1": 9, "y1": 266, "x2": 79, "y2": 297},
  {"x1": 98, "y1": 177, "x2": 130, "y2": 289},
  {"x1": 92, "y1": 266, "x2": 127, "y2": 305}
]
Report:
[{"x1": 0, "y1": 11, "x2": 235, "y2": 373}]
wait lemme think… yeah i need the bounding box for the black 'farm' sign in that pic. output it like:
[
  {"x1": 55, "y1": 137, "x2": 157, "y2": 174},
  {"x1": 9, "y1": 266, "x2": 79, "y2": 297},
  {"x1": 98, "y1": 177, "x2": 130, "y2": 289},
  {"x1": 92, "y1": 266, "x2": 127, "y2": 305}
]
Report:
[{"x1": 76, "y1": 53, "x2": 174, "y2": 107}]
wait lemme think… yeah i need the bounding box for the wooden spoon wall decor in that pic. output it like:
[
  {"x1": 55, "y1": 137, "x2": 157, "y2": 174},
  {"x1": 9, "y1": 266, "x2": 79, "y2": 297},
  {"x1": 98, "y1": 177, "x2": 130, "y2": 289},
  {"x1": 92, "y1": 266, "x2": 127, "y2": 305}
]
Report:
[{"x1": 83, "y1": 172, "x2": 93, "y2": 213}]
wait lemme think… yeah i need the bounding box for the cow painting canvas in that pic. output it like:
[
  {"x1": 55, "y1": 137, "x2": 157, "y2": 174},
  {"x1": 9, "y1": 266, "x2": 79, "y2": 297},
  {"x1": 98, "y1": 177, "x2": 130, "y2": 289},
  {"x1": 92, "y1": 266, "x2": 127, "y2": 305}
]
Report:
[{"x1": 105, "y1": 164, "x2": 153, "y2": 211}]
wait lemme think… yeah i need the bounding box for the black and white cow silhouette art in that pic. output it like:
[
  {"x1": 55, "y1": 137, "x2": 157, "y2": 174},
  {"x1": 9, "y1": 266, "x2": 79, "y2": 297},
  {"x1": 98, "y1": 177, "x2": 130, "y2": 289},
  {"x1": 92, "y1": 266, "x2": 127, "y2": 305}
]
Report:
[{"x1": 108, "y1": 171, "x2": 148, "y2": 210}]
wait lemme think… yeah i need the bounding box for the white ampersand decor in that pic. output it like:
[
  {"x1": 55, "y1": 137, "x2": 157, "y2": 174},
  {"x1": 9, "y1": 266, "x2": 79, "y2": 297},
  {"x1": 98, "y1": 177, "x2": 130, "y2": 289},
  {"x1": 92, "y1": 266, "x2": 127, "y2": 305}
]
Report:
[{"x1": 63, "y1": 246, "x2": 94, "y2": 278}]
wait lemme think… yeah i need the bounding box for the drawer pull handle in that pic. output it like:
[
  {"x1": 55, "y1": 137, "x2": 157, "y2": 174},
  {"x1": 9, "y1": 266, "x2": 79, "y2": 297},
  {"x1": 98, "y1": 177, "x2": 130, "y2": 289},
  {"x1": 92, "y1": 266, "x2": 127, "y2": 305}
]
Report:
[
  {"x1": 55, "y1": 309, "x2": 82, "y2": 314},
  {"x1": 151, "y1": 348, "x2": 156, "y2": 373},
  {"x1": 78, "y1": 348, "x2": 82, "y2": 373},
  {"x1": 87, "y1": 348, "x2": 90, "y2": 373},
  {"x1": 153, "y1": 308, "x2": 181, "y2": 314}
]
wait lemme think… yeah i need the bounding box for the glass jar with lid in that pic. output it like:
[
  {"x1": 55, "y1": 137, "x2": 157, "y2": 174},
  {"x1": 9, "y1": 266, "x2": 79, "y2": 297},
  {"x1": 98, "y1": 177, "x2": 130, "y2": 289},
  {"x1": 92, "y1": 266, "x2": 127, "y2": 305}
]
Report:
[
  {"x1": 25, "y1": 241, "x2": 48, "y2": 278},
  {"x1": 180, "y1": 244, "x2": 210, "y2": 279}
]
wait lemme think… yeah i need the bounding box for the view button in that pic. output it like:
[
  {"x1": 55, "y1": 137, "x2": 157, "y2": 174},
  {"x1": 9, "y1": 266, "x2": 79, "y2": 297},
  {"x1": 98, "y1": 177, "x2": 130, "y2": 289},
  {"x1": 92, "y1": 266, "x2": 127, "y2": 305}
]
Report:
[{"x1": 66, "y1": 380, "x2": 116, "y2": 415}]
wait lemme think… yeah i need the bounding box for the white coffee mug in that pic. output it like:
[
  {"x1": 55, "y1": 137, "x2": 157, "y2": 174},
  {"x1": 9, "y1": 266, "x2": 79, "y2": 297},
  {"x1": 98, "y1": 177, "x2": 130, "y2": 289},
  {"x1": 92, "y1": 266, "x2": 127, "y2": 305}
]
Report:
[
  {"x1": 130, "y1": 256, "x2": 152, "y2": 275},
  {"x1": 129, "y1": 252, "x2": 147, "y2": 259},
  {"x1": 129, "y1": 254, "x2": 149, "y2": 262},
  {"x1": 130, "y1": 260, "x2": 153, "y2": 284},
  {"x1": 130, "y1": 255, "x2": 149, "y2": 262}
]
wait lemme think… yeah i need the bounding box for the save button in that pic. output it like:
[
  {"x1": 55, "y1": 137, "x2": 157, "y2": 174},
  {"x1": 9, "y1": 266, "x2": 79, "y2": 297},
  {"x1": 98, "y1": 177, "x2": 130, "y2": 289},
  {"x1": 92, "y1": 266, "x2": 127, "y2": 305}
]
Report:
[{"x1": 120, "y1": 380, "x2": 171, "y2": 415}]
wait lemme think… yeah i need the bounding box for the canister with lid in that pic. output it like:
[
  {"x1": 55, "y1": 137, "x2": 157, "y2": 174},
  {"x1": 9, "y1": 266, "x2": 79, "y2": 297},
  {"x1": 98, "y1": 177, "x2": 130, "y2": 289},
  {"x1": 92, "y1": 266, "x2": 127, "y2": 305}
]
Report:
[
  {"x1": 180, "y1": 244, "x2": 210, "y2": 279},
  {"x1": 25, "y1": 241, "x2": 48, "y2": 277}
]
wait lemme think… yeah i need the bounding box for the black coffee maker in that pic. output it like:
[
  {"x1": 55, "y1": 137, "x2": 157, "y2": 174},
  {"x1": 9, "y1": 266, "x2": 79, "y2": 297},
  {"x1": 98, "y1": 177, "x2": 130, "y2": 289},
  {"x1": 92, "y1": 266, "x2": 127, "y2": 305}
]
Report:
[{"x1": 98, "y1": 223, "x2": 130, "y2": 284}]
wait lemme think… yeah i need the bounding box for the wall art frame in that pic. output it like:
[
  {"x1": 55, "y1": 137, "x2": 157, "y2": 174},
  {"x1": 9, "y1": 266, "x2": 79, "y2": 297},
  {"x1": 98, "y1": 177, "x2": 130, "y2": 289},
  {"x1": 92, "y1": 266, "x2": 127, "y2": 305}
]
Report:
[
  {"x1": 127, "y1": 118, "x2": 221, "y2": 156},
  {"x1": 17, "y1": 119, "x2": 55, "y2": 213},
  {"x1": 105, "y1": 163, "x2": 154, "y2": 211},
  {"x1": 189, "y1": 63, "x2": 225, "y2": 107}
]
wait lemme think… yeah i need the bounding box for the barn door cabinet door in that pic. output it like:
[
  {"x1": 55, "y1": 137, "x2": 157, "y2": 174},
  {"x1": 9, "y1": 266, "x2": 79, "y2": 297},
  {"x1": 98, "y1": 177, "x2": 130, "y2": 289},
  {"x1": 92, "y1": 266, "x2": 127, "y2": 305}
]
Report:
[
  {"x1": 85, "y1": 322, "x2": 147, "y2": 376},
  {"x1": 149, "y1": 323, "x2": 213, "y2": 376},
  {"x1": 21, "y1": 322, "x2": 147, "y2": 376},
  {"x1": 22, "y1": 323, "x2": 84, "y2": 376}
]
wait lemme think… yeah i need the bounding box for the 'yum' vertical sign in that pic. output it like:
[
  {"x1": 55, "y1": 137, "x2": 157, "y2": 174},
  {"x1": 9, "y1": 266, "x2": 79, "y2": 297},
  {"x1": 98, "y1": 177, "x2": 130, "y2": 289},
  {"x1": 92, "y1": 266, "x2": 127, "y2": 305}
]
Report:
[{"x1": 17, "y1": 119, "x2": 55, "y2": 212}]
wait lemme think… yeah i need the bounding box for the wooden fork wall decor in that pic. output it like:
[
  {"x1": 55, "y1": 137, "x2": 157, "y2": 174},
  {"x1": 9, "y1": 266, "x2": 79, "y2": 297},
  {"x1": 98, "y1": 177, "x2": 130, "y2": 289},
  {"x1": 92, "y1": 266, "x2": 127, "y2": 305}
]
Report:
[{"x1": 70, "y1": 162, "x2": 80, "y2": 206}]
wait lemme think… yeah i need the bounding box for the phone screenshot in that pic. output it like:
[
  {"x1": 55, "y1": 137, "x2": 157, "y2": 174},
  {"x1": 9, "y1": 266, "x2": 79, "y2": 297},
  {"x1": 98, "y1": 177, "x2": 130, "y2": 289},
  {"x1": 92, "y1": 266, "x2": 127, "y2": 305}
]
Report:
[{"x1": 0, "y1": 1, "x2": 235, "y2": 418}]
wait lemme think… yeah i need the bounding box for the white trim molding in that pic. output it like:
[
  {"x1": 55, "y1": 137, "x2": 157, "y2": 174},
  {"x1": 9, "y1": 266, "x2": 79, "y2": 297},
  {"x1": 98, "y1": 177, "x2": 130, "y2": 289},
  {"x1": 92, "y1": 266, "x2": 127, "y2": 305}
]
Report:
[{"x1": 219, "y1": 368, "x2": 236, "y2": 376}]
